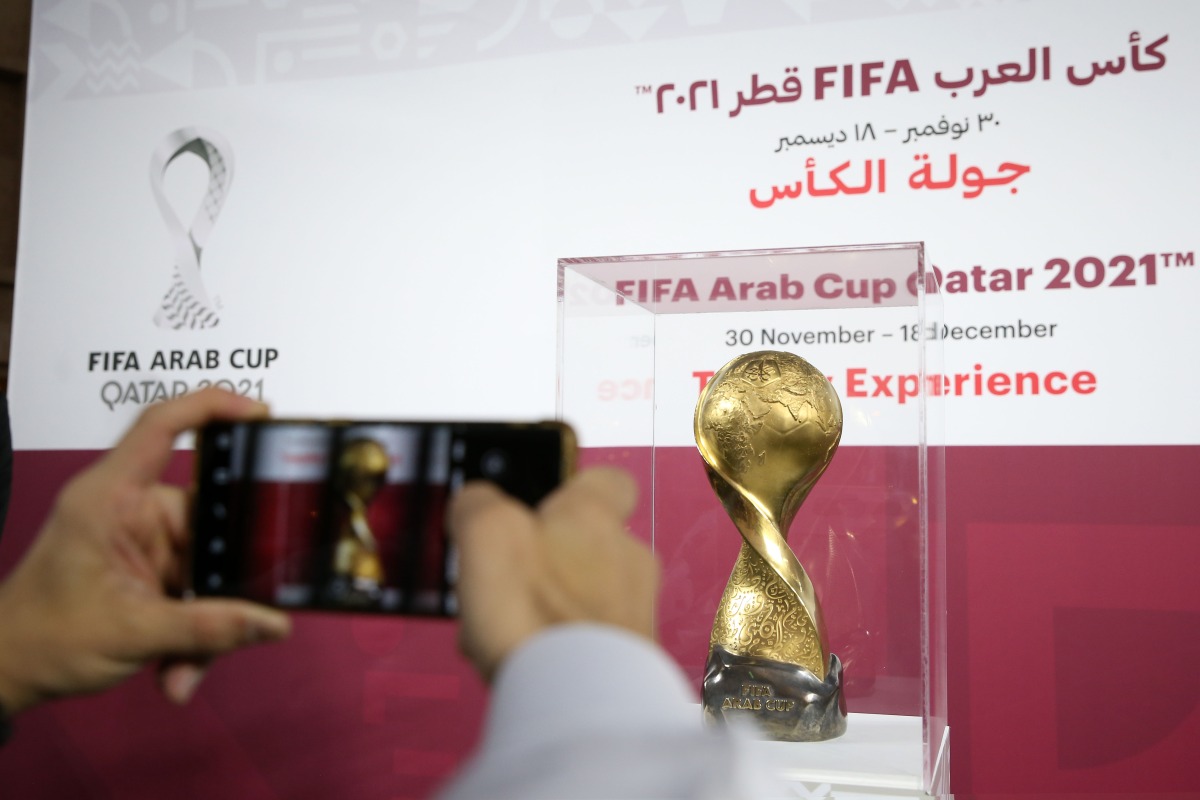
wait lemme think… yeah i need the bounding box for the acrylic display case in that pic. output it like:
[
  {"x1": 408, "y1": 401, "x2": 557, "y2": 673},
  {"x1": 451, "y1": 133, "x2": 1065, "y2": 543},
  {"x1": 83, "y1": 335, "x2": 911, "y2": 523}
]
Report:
[{"x1": 556, "y1": 243, "x2": 948, "y2": 796}]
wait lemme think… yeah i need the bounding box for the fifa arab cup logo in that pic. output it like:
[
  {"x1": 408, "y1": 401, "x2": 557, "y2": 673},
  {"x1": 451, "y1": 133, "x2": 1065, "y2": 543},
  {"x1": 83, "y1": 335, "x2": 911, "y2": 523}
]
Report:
[{"x1": 149, "y1": 127, "x2": 234, "y2": 329}]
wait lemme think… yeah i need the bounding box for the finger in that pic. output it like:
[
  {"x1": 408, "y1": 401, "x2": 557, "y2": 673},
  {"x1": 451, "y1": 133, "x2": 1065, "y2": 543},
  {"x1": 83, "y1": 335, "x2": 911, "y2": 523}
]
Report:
[
  {"x1": 533, "y1": 469, "x2": 647, "y2": 628},
  {"x1": 131, "y1": 485, "x2": 189, "y2": 586},
  {"x1": 446, "y1": 482, "x2": 544, "y2": 679},
  {"x1": 449, "y1": 484, "x2": 539, "y2": 593},
  {"x1": 446, "y1": 481, "x2": 526, "y2": 544},
  {"x1": 538, "y1": 467, "x2": 638, "y2": 529},
  {"x1": 158, "y1": 659, "x2": 210, "y2": 705},
  {"x1": 142, "y1": 598, "x2": 291, "y2": 659},
  {"x1": 107, "y1": 387, "x2": 269, "y2": 486},
  {"x1": 153, "y1": 484, "x2": 188, "y2": 550}
]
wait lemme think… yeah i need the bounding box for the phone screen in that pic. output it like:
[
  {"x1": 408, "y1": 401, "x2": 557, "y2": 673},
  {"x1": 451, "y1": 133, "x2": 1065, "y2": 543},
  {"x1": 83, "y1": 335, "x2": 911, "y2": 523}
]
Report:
[{"x1": 190, "y1": 420, "x2": 574, "y2": 615}]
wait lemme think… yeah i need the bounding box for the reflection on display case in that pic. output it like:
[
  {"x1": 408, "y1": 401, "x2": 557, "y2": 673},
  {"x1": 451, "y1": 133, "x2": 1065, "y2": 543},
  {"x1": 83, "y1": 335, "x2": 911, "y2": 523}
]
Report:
[{"x1": 557, "y1": 243, "x2": 948, "y2": 796}]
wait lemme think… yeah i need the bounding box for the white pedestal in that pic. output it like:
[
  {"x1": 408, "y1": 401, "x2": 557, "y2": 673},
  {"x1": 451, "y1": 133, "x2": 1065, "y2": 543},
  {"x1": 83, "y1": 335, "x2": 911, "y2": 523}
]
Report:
[{"x1": 748, "y1": 713, "x2": 949, "y2": 798}]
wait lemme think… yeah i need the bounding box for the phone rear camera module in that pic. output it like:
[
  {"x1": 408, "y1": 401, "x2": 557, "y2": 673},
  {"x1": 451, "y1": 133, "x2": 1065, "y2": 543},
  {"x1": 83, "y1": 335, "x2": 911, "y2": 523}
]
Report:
[{"x1": 479, "y1": 448, "x2": 509, "y2": 480}]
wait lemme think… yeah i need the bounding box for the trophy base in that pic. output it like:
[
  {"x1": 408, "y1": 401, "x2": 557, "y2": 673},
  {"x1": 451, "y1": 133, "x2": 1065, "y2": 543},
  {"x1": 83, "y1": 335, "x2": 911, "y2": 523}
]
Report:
[
  {"x1": 702, "y1": 646, "x2": 847, "y2": 742},
  {"x1": 322, "y1": 576, "x2": 382, "y2": 610}
]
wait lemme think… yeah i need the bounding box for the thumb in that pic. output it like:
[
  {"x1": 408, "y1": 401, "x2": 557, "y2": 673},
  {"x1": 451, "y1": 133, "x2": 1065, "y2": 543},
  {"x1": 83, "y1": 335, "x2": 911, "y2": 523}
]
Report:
[{"x1": 144, "y1": 598, "x2": 292, "y2": 660}]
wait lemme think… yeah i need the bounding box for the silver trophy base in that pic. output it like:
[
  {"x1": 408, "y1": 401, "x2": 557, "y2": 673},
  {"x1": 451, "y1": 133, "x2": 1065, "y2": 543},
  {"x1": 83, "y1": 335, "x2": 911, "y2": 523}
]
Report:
[{"x1": 702, "y1": 646, "x2": 847, "y2": 742}]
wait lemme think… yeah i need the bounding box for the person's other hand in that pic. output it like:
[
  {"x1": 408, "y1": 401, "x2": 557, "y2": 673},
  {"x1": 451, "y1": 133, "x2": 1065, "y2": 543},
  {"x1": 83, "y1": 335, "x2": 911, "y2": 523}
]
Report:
[
  {"x1": 0, "y1": 388, "x2": 291, "y2": 716},
  {"x1": 448, "y1": 467, "x2": 658, "y2": 681}
]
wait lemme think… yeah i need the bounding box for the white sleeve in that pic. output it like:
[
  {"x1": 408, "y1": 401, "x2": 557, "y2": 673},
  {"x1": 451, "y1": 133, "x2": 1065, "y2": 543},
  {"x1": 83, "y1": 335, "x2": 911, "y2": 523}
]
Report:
[{"x1": 438, "y1": 623, "x2": 787, "y2": 800}]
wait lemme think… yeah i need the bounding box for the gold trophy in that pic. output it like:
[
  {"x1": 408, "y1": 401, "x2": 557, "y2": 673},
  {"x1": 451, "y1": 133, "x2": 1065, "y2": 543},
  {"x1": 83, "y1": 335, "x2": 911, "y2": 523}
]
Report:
[
  {"x1": 697, "y1": 351, "x2": 846, "y2": 741},
  {"x1": 327, "y1": 438, "x2": 389, "y2": 607}
]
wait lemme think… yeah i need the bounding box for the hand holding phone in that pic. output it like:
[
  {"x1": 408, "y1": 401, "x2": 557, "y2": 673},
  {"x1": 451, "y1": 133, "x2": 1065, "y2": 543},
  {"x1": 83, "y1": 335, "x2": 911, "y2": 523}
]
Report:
[
  {"x1": 448, "y1": 467, "x2": 654, "y2": 682},
  {"x1": 190, "y1": 419, "x2": 575, "y2": 616}
]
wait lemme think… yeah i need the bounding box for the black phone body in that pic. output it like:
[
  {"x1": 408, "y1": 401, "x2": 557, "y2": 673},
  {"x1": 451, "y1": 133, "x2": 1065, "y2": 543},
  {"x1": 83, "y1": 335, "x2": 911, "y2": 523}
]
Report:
[{"x1": 189, "y1": 419, "x2": 575, "y2": 616}]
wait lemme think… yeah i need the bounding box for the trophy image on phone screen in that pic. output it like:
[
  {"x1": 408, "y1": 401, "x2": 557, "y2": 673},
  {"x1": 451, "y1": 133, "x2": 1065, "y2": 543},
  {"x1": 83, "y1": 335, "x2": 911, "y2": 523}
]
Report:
[
  {"x1": 325, "y1": 437, "x2": 390, "y2": 608},
  {"x1": 697, "y1": 351, "x2": 847, "y2": 741}
]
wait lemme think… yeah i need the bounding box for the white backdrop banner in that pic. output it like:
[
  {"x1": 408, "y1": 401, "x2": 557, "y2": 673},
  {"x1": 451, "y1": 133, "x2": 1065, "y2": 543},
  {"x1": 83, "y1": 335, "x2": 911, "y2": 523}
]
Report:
[{"x1": 10, "y1": 0, "x2": 1199, "y2": 448}]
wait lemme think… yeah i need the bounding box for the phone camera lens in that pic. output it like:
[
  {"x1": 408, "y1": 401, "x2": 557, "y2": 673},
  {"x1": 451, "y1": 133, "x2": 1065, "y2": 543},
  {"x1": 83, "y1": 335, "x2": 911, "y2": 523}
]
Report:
[
  {"x1": 213, "y1": 467, "x2": 231, "y2": 485},
  {"x1": 207, "y1": 574, "x2": 223, "y2": 589},
  {"x1": 212, "y1": 502, "x2": 227, "y2": 520},
  {"x1": 215, "y1": 432, "x2": 232, "y2": 450},
  {"x1": 209, "y1": 538, "x2": 225, "y2": 554},
  {"x1": 479, "y1": 449, "x2": 508, "y2": 480}
]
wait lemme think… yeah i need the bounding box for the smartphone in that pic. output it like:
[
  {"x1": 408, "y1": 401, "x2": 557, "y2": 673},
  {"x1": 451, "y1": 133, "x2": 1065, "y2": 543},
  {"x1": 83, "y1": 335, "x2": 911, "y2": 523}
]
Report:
[{"x1": 189, "y1": 419, "x2": 575, "y2": 616}]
